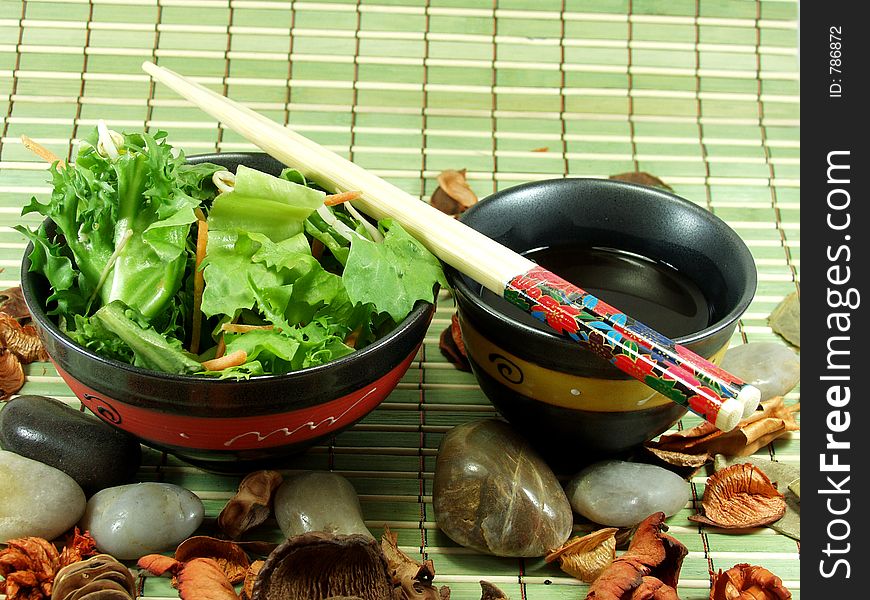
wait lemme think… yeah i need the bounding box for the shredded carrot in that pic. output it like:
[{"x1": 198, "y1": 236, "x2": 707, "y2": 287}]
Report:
[
  {"x1": 21, "y1": 135, "x2": 65, "y2": 168},
  {"x1": 189, "y1": 216, "x2": 208, "y2": 354},
  {"x1": 214, "y1": 334, "x2": 227, "y2": 359},
  {"x1": 201, "y1": 349, "x2": 247, "y2": 372},
  {"x1": 220, "y1": 323, "x2": 273, "y2": 334},
  {"x1": 324, "y1": 190, "x2": 362, "y2": 206}
]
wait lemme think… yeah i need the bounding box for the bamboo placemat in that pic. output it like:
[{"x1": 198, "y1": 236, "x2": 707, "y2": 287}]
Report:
[{"x1": 0, "y1": 1, "x2": 799, "y2": 598}]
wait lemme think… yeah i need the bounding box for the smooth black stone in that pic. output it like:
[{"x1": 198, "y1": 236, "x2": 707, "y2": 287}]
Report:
[{"x1": 0, "y1": 395, "x2": 141, "y2": 495}]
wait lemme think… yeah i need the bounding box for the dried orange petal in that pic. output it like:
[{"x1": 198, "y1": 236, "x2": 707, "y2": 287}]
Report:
[
  {"x1": 545, "y1": 528, "x2": 617, "y2": 583},
  {"x1": 710, "y1": 563, "x2": 791, "y2": 599},
  {"x1": 689, "y1": 464, "x2": 786, "y2": 529}
]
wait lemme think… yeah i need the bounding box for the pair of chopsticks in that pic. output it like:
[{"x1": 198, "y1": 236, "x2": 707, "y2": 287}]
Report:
[{"x1": 140, "y1": 61, "x2": 759, "y2": 432}]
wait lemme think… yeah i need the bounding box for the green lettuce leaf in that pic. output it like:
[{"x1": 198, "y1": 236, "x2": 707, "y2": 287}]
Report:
[{"x1": 343, "y1": 219, "x2": 446, "y2": 322}]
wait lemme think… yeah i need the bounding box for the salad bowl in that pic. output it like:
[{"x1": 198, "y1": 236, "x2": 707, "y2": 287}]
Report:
[{"x1": 20, "y1": 152, "x2": 435, "y2": 471}]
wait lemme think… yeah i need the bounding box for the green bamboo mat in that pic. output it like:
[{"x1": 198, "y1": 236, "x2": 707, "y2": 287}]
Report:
[{"x1": 0, "y1": 0, "x2": 799, "y2": 598}]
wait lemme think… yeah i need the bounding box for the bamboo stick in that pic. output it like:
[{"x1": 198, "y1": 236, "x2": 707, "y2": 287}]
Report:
[{"x1": 142, "y1": 61, "x2": 758, "y2": 431}]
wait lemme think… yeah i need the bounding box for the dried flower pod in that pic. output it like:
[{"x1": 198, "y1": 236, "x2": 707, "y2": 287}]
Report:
[
  {"x1": 218, "y1": 470, "x2": 283, "y2": 540},
  {"x1": 251, "y1": 532, "x2": 394, "y2": 600},
  {"x1": 0, "y1": 349, "x2": 25, "y2": 400},
  {"x1": 545, "y1": 528, "x2": 618, "y2": 583},
  {"x1": 177, "y1": 558, "x2": 239, "y2": 600},
  {"x1": 174, "y1": 536, "x2": 250, "y2": 585},
  {"x1": 0, "y1": 537, "x2": 60, "y2": 600},
  {"x1": 645, "y1": 397, "x2": 800, "y2": 469},
  {"x1": 709, "y1": 563, "x2": 791, "y2": 599},
  {"x1": 585, "y1": 513, "x2": 687, "y2": 600},
  {"x1": 479, "y1": 581, "x2": 509, "y2": 600},
  {"x1": 689, "y1": 464, "x2": 786, "y2": 529},
  {"x1": 430, "y1": 169, "x2": 478, "y2": 216},
  {"x1": 51, "y1": 554, "x2": 136, "y2": 600},
  {"x1": 380, "y1": 528, "x2": 449, "y2": 600}
]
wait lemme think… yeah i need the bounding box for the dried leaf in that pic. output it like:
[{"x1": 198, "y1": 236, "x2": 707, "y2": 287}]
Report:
[
  {"x1": 381, "y1": 528, "x2": 449, "y2": 600},
  {"x1": 768, "y1": 292, "x2": 799, "y2": 348},
  {"x1": 546, "y1": 528, "x2": 617, "y2": 583},
  {"x1": 585, "y1": 512, "x2": 687, "y2": 600},
  {"x1": 438, "y1": 313, "x2": 470, "y2": 372},
  {"x1": 217, "y1": 470, "x2": 283, "y2": 540},
  {"x1": 176, "y1": 558, "x2": 239, "y2": 600},
  {"x1": 689, "y1": 464, "x2": 786, "y2": 529},
  {"x1": 480, "y1": 580, "x2": 509, "y2": 600},
  {"x1": 713, "y1": 456, "x2": 800, "y2": 540},
  {"x1": 645, "y1": 397, "x2": 800, "y2": 467},
  {"x1": 609, "y1": 172, "x2": 673, "y2": 191},
  {"x1": 430, "y1": 169, "x2": 478, "y2": 216},
  {"x1": 709, "y1": 563, "x2": 791, "y2": 599},
  {"x1": 175, "y1": 536, "x2": 250, "y2": 584},
  {"x1": 0, "y1": 349, "x2": 25, "y2": 401},
  {"x1": 0, "y1": 313, "x2": 49, "y2": 364},
  {"x1": 0, "y1": 287, "x2": 30, "y2": 321},
  {"x1": 137, "y1": 554, "x2": 183, "y2": 577}
]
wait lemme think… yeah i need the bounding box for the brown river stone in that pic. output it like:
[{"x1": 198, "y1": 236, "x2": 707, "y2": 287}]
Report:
[{"x1": 433, "y1": 419, "x2": 573, "y2": 557}]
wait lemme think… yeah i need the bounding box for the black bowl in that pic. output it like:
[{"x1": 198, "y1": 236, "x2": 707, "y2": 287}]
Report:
[
  {"x1": 20, "y1": 153, "x2": 435, "y2": 472},
  {"x1": 445, "y1": 178, "x2": 756, "y2": 459}
]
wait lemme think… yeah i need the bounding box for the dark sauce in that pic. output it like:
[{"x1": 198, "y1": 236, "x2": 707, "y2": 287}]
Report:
[{"x1": 481, "y1": 244, "x2": 713, "y2": 339}]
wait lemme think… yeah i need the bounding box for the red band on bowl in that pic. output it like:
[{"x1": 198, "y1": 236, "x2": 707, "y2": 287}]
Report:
[{"x1": 55, "y1": 351, "x2": 416, "y2": 451}]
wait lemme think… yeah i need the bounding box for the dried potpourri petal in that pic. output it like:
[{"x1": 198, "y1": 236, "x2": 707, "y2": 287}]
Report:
[
  {"x1": 381, "y1": 528, "x2": 450, "y2": 600},
  {"x1": 0, "y1": 313, "x2": 49, "y2": 364},
  {"x1": 430, "y1": 169, "x2": 478, "y2": 217},
  {"x1": 57, "y1": 529, "x2": 99, "y2": 568},
  {"x1": 239, "y1": 560, "x2": 263, "y2": 600},
  {"x1": 137, "y1": 554, "x2": 183, "y2": 577},
  {"x1": 709, "y1": 563, "x2": 791, "y2": 599},
  {"x1": 545, "y1": 528, "x2": 618, "y2": 583},
  {"x1": 0, "y1": 287, "x2": 31, "y2": 321},
  {"x1": 768, "y1": 292, "x2": 799, "y2": 348},
  {"x1": 585, "y1": 512, "x2": 687, "y2": 600},
  {"x1": 0, "y1": 349, "x2": 26, "y2": 400},
  {"x1": 645, "y1": 397, "x2": 800, "y2": 469},
  {"x1": 177, "y1": 558, "x2": 239, "y2": 600},
  {"x1": 609, "y1": 172, "x2": 673, "y2": 192},
  {"x1": 480, "y1": 581, "x2": 509, "y2": 600},
  {"x1": 175, "y1": 536, "x2": 251, "y2": 585},
  {"x1": 689, "y1": 464, "x2": 786, "y2": 529},
  {"x1": 218, "y1": 470, "x2": 284, "y2": 540},
  {"x1": 0, "y1": 537, "x2": 60, "y2": 600},
  {"x1": 438, "y1": 313, "x2": 470, "y2": 372}
]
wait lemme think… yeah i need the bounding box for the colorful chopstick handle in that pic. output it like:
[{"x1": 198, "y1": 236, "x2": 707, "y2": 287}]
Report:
[{"x1": 504, "y1": 266, "x2": 755, "y2": 431}]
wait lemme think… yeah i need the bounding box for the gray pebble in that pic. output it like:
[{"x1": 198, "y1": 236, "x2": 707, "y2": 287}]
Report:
[
  {"x1": 80, "y1": 482, "x2": 204, "y2": 559},
  {"x1": 0, "y1": 450, "x2": 86, "y2": 541},
  {"x1": 720, "y1": 342, "x2": 800, "y2": 401},
  {"x1": 566, "y1": 460, "x2": 690, "y2": 527}
]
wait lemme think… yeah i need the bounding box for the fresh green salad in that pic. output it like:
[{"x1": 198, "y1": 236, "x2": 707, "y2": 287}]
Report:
[{"x1": 17, "y1": 127, "x2": 446, "y2": 377}]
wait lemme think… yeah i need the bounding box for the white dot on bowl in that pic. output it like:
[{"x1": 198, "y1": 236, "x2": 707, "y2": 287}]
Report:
[
  {"x1": 570, "y1": 388, "x2": 581, "y2": 396},
  {"x1": 179, "y1": 432, "x2": 190, "y2": 439}
]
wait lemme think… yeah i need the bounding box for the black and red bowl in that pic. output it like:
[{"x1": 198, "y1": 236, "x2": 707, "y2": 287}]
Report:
[
  {"x1": 445, "y1": 178, "x2": 757, "y2": 461},
  {"x1": 20, "y1": 153, "x2": 434, "y2": 472}
]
